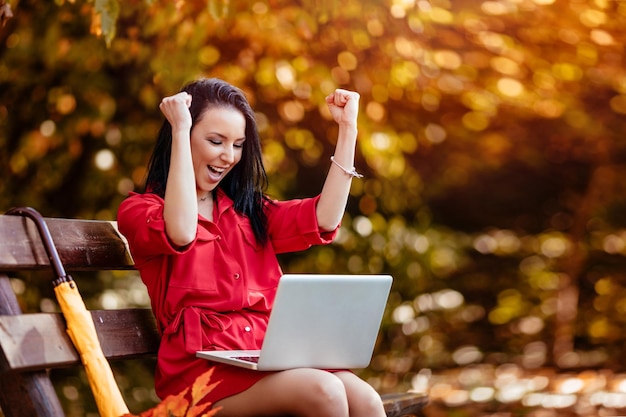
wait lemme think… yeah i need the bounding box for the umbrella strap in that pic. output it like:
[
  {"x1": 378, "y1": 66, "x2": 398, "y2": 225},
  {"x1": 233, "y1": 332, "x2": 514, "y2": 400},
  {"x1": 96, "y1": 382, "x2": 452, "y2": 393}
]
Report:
[{"x1": 6, "y1": 206, "x2": 73, "y2": 286}]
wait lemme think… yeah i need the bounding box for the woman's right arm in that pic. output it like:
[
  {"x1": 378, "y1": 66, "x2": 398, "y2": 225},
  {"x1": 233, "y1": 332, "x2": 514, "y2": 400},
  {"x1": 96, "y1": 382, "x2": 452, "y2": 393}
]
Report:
[{"x1": 160, "y1": 92, "x2": 198, "y2": 247}]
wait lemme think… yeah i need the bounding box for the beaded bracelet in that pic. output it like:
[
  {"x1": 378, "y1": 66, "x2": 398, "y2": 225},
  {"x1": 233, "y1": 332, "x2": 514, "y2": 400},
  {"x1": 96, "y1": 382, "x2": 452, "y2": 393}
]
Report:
[{"x1": 330, "y1": 155, "x2": 363, "y2": 178}]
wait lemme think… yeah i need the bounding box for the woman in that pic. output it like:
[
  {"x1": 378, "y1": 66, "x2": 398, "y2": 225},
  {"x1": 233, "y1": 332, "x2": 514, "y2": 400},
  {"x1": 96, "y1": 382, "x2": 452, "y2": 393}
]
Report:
[{"x1": 117, "y1": 78, "x2": 384, "y2": 417}]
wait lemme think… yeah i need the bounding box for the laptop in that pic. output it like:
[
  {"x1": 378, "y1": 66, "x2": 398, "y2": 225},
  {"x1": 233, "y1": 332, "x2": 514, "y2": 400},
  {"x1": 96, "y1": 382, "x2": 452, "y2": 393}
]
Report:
[{"x1": 196, "y1": 273, "x2": 393, "y2": 371}]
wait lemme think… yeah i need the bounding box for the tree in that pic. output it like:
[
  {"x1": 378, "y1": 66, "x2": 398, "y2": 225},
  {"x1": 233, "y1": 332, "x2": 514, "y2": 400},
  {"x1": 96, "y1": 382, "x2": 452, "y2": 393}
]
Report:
[{"x1": 3, "y1": 0, "x2": 626, "y2": 413}]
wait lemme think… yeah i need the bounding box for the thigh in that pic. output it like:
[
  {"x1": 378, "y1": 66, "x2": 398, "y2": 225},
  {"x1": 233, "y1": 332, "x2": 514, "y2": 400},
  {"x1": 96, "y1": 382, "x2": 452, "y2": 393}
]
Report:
[{"x1": 212, "y1": 368, "x2": 348, "y2": 417}]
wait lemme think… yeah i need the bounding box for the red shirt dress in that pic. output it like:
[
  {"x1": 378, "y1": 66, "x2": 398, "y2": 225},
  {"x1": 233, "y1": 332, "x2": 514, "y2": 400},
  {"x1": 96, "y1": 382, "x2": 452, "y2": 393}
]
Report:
[{"x1": 117, "y1": 188, "x2": 337, "y2": 404}]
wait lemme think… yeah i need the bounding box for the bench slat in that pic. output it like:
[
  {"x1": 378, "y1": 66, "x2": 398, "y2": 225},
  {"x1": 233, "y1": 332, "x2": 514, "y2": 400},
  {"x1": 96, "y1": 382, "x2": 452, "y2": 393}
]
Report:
[
  {"x1": 381, "y1": 392, "x2": 428, "y2": 416},
  {"x1": 0, "y1": 215, "x2": 133, "y2": 271},
  {"x1": 0, "y1": 309, "x2": 159, "y2": 372}
]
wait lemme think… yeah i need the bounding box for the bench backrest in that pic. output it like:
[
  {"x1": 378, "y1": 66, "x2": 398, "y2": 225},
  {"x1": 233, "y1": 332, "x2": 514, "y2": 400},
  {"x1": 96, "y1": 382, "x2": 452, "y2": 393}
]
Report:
[{"x1": 0, "y1": 214, "x2": 159, "y2": 417}]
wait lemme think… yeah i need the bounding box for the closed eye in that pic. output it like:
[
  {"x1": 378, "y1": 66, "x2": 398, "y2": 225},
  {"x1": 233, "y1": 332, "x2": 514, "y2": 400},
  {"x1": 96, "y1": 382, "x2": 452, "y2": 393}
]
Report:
[{"x1": 205, "y1": 135, "x2": 245, "y2": 148}]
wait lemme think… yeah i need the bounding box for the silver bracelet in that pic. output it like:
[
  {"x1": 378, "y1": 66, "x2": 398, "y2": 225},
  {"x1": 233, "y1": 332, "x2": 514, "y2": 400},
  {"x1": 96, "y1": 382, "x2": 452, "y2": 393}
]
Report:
[{"x1": 330, "y1": 155, "x2": 363, "y2": 178}]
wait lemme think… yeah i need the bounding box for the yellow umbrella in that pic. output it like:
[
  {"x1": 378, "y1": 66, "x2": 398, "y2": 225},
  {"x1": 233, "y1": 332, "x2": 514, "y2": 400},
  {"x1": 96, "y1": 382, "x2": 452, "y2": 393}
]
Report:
[
  {"x1": 7, "y1": 207, "x2": 129, "y2": 417},
  {"x1": 55, "y1": 280, "x2": 130, "y2": 417}
]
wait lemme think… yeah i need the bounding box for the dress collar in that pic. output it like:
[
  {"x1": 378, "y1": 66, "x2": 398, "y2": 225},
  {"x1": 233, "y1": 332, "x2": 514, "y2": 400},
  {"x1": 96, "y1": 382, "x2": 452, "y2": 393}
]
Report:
[{"x1": 213, "y1": 188, "x2": 234, "y2": 221}]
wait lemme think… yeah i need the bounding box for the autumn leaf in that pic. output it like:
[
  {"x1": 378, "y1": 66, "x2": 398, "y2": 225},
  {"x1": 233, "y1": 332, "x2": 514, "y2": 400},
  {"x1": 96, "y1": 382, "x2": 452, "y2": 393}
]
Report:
[
  {"x1": 186, "y1": 402, "x2": 221, "y2": 417},
  {"x1": 122, "y1": 369, "x2": 220, "y2": 417},
  {"x1": 161, "y1": 389, "x2": 191, "y2": 417},
  {"x1": 190, "y1": 368, "x2": 218, "y2": 405},
  {"x1": 121, "y1": 388, "x2": 189, "y2": 417},
  {"x1": 187, "y1": 368, "x2": 221, "y2": 416}
]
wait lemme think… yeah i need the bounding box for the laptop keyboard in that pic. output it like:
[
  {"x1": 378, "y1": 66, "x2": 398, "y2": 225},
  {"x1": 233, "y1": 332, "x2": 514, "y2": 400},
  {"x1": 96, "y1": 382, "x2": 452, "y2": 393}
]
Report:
[{"x1": 234, "y1": 356, "x2": 260, "y2": 363}]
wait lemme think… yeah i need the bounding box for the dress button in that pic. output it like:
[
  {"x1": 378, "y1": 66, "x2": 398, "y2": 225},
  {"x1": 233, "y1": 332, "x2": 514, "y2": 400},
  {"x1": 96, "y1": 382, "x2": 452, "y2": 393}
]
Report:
[
  {"x1": 244, "y1": 326, "x2": 251, "y2": 332},
  {"x1": 234, "y1": 273, "x2": 240, "y2": 280}
]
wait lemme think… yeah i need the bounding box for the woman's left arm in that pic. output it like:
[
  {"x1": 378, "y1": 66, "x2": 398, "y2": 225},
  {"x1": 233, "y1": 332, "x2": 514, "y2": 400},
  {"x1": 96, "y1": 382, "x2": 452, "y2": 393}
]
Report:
[{"x1": 316, "y1": 89, "x2": 361, "y2": 231}]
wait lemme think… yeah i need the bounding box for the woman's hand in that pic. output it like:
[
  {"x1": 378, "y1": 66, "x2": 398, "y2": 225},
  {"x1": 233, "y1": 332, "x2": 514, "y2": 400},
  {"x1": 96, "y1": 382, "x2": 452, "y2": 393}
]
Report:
[
  {"x1": 159, "y1": 92, "x2": 193, "y2": 133},
  {"x1": 325, "y1": 89, "x2": 360, "y2": 127}
]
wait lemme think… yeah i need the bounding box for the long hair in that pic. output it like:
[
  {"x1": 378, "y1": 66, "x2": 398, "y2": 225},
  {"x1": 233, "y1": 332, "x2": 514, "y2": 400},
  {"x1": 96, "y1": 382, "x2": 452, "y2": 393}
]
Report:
[{"x1": 144, "y1": 78, "x2": 269, "y2": 245}]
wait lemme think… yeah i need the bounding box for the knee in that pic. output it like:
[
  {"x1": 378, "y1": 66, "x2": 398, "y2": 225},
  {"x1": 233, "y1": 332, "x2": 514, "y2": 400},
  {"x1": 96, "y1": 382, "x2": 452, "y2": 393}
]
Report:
[
  {"x1": 301, "y1": 373, "x2": 349, "y2": 415},
  {"x1": 343, "y1": 377, "x2": 385, "y2": 417},
  {"x1": 355, "y1": 386, "x2": 385, "y2": 415}
]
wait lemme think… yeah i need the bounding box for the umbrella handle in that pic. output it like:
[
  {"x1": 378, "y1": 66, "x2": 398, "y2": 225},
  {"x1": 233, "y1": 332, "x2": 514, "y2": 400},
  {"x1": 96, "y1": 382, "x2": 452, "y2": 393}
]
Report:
[{"x1": 6, "y1": 207, "x2": 73, "y2": 286}]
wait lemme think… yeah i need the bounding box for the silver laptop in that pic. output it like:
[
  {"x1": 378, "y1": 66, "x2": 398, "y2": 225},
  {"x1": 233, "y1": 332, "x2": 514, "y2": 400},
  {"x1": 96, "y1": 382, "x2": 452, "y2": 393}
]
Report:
[{"x1": 196, "y1": 274, "x2": 393, "y2": 371}]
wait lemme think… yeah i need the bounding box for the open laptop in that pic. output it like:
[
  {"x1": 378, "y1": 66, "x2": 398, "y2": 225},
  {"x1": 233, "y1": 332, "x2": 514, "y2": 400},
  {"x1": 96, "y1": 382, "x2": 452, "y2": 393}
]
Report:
[{"x1": 196, "y1": 274, "x2": 393, "y2": 371}]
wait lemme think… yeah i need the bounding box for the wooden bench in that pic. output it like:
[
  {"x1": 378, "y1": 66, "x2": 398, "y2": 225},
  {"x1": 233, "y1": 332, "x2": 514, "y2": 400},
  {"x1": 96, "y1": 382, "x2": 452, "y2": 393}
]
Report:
[{"x1": 0, "y1": 210, "x2": 427, "y2": 417}]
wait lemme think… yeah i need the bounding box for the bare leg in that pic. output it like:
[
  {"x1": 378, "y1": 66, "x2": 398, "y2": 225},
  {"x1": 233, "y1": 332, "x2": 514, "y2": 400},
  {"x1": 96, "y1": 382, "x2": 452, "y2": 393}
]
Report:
[
  {"x1": 334, "y1": 372, "x2": 386, "y2": 417},
  {"x1": 213, "y1": 368, "x2": 349, "y2": 417}
]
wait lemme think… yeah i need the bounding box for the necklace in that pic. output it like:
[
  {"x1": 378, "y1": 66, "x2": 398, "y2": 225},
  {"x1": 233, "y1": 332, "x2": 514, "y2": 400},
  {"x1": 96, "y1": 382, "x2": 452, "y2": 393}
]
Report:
[{"x1": 199, "y1": 194, "x2": 211, "y2": 202}]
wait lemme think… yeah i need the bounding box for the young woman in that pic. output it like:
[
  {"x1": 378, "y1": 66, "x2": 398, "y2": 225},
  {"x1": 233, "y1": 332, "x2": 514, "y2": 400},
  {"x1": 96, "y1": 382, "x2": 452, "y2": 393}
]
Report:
[{"x1": 117, "y1": 78, "x2": 384, "y2": 417}]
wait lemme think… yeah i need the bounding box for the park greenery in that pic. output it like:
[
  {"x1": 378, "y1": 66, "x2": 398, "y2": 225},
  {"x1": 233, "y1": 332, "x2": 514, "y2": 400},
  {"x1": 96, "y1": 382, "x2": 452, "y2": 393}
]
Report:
[{"x1": 2, "y1": 0, "x2": 626, "y2": 415}]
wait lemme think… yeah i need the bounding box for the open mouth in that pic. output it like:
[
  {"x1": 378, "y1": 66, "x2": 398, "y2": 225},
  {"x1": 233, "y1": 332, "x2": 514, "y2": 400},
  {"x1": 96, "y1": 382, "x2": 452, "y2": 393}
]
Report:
[
  {"x1": 209, "y1": 165, "x2": 226, "y2": 175},
  {"x1": 207, "y1": 165, "x2": 228, "y2": 182}
]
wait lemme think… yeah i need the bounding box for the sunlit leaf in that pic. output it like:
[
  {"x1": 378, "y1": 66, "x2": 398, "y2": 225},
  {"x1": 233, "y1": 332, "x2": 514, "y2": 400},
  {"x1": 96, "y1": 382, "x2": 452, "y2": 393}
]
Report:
[{"x1": 93, "y1": 0, "x2": 119, "y2": 47}]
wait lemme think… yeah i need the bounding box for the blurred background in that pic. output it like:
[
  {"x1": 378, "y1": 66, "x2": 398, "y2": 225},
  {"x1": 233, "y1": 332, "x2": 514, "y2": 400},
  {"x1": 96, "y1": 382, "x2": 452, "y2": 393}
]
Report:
[{"x1": 2, "y1": 0, "x2": 626, "y2": 416}]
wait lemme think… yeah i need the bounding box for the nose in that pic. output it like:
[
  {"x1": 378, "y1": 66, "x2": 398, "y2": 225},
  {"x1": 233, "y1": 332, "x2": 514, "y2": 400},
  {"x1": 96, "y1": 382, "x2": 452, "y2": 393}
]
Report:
[{"x1": 221, "y1": 145, "x2": 235, "y2": 164}]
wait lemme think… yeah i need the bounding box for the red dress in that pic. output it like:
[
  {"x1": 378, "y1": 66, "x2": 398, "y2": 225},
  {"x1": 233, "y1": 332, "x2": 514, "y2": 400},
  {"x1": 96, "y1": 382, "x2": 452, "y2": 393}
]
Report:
[{"x1": 117, "y1": 188, "x2": 337, "y2": 404}]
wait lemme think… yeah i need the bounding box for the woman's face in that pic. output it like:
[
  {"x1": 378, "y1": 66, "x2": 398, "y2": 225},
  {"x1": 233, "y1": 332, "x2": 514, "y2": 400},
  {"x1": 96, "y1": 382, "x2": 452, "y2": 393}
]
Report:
[{"x1": 190, "y1": 106, "x2": 246, "y2": 194}]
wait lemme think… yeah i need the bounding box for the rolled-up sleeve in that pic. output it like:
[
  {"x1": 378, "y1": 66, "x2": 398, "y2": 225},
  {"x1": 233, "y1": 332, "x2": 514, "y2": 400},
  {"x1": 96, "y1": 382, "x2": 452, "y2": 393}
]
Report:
[
  {"x1": 118, "y1": 193, "x2": 197, "y2": 260},
  {"x1": 265, "y1": 195, "x2": 338, "y2": 254}
]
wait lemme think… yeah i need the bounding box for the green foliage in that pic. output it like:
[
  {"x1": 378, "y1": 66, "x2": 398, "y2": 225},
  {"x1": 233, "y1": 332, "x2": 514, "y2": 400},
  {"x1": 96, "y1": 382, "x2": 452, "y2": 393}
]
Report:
[
  {"x1": 3, "y1": 0, "x2": 626, "y2": 412},
  {"x1": 94, "y1": 0, "x2": 119, "y2": 46}
]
